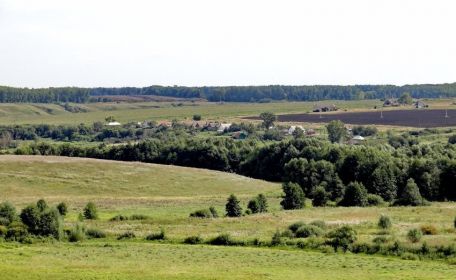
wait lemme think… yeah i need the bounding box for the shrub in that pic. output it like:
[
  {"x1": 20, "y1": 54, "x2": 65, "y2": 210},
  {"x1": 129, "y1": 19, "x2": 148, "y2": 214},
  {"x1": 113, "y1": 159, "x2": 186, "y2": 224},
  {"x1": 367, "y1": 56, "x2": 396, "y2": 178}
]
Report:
[
  {"x1": 288, "y1": 221, "x2": 306, "y2": 233},
  {"x1": 247, "y1": 199, "x2": 260, "y2": 214},
  {"x1": 326, "y1": 226, "x2": 357, "y2": 252},
  {"x1": 129, "y1": 214, "x2": 149, "y2": 220},
  {"x1": 83, "y1": 202, "x2": 98, "y2": 220},
  {"x1": 373, "y1": 236, "x2": 389, "y2": 244},
  {"x1": 0, "y1": 201, "x2": 17, "y2": 226},
  {"x1": 454, "y1": 216, "x2": 456, "y2": 229},
  {"x1": 395, "y1": 178, "x2": 425, "y2": 206},
  {"x1": 38, "y1": 208, "x2": 63, "y2": 240},
  {"x1": 20, "y1": 204, "x2": 41, "y2": 233},
  {"x1": 256, "y1": 194, "x2": 268, "y2": 213},
  {"x1": 184, "y1": 235, "x2": 203, "y2": 244},
  {"x1": 209, "y1": 233, "x2": 234, "y2": 246},
  {"x1": 36, "y1": 199, "x2": 48, "y2": 211},
  {"x1": 281, "y1": 182, "x2": 305, "y2": 210},
  {"x1": 367, "y1": 194, "x2": 385, "y2": 206},
  {"x1": 56, "y1": 202, "x2": 68, "y2": 216},
  {"x1": 68, "y1": 223, "x2": 85, "y2": 242},
  {"x1": 190, "y1": 209, "x2": 213, "y2": 218},
  {"x1": 117, "y1": 231, "x2": 136, "y2": 240},
  {"x1": 420, "y1": 225, "x2": 438, "y2": 235},
  {"x1": 146, "y1": 228, "x2": 166, "y2": 241},
  {"x1": 378, "y1": 215, "x2": 392, "y2": 230},
  {"x1": 310, "y1": 220, "x2": 327, "y2": 230},
  {"x1": 271, "y1": 230, "x2": 283, "y2": 246},
  {"x1": 110, "y1": 214, "x2": 129, "y2": 221},
  {"x1": 86, "y1": 228, "x2": 106, "y2": 239},
  {"x1": 5, "y1": 221, "x2": 28, "y2": 242},
  {"x1": 0, "y1": 225, "x2": 7, "y2": 237},
  {"x1": 338, "y1": 182, "x2": 368, "y2": 207},
  {"x1": 281, "y1": 229, "x2": 294, "y2": 238},
  {"x1": 192, "y1": 114, "x2": 202, "y2": 121},
  {"x1": 225, "y1": 194, "x2": 242, "y2": 217},
  {"x1": 312, "y1": 186, "x2": 328, "y2": 207},
  {"x1": 209, "y1": 206, "x2": 219, "y2": 218},
  {"x1": 295, "y1": 225, "x2": 324, "y2": 238},
  {"x1": 407, "y1": 228, "x2": 422, "y2": 243},
  {"x1": 448, "y1": 134, "x2": 456, "y2": 144}
]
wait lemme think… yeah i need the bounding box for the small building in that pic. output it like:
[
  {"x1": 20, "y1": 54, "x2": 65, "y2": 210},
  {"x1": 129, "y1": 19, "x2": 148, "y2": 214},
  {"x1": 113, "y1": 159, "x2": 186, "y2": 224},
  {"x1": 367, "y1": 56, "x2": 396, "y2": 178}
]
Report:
[
  {"x1": 349, "y1": 135, "x2": 365, "y2": 145},
  {"x1": 383, "y1": 99, "x2": 400, "y2": 107},
  {"x1": 232, "y1": 131, "x2": 248, "y2": 140},
  {"x1": 204, "y1": 122, "x2": 219, "y2": 131},
  {"x1": 313, "y1": 104, "x2": 338, "y2": 113},
  {"x1": 157, "y1": 121, "x2": 172, "y2": 128},
  {"x1": 306, "y1": 128, "x2": 317, "y2": 136},
  {"x1": 217, "y1": 123, "x2": 232, "y2": 133},
  {"x1": 106, "y1": 121, "x2": 121, "y2": 126},
  {"x1": 287, "y1": 125, "x2": 305, "y2": 135},
  {"x1": 415, "y1": 100, "x2": 428, "y2": 109}
]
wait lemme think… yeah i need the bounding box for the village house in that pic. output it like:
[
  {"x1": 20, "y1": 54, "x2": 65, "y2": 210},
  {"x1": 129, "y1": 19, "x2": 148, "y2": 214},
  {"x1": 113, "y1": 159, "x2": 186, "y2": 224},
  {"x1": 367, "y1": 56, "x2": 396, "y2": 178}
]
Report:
[
  {"x1": 217, "y1": 123, "x2": 232, "y2": 133},
  {"x1": 414, "y1": 100, "x2": 428, "y2": 109},
  {"x1": 313, "y1": 104, "x2": 338, "y2": 112},
  {"x1": 106, "y1": 121, "x2": 121, "y2": 126},
  {"x1": 383, "y1": 99, "x2": 400, "y2": 107},
  {"x1": 203, "y1": 122, "x2": 219, "y2": 131},
  {"x1": 287, "y1": 125, "x2": 305, "y2": 135}
]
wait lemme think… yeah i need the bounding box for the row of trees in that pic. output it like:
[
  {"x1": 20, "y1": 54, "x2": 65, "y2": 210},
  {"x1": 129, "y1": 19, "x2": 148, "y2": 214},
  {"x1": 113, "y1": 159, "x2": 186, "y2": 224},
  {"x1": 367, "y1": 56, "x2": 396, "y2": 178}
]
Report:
[{"x1": 2, "y1": 83, "x2": 456, "y2": 103}]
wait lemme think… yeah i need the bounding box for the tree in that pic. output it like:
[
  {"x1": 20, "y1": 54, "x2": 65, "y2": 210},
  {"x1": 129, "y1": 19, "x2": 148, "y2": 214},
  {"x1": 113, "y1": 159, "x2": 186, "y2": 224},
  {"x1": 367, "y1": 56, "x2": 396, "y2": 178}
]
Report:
[
  {"x1": 338, "y1": 182, "x2": 368, "y2": 207},
  {"x1": 56, "y1": 202, "x2": 68, "y2": 216},
  {"x1": 247, "y1": 199, "x2": 260, "y2": 214},
  {"x1": 36, "y1": 199, "x2": 48, "y2": 211},
  {"x1": 326, "y1": 226, "x2": 357, "y2": 252},
  {"x1": 280, "y1": 182, "x2": 305, "y2": 210},
  {"x1": 83, "y1": 202, "x2": 98, "y2": 220},
  {"x1": 259, "y1": 112, "x2": 276, "y2": 129},
  {"x1": 0, "y1": 201, "x2": 16, "y2": 226},
  {"x1": 326, "y1": 120, "x2": 346, "y2": 143},
  {"x1": 395, "y1": 178, "x2": 425, "y2": 206},
  {"x1": 449, "y1": 135, "x2": 456, "y2": 144},
  {"x1": 192, "y1": 114, "x2": 202, "y2": 121},
  {"x1": 398, "y1": 92, "x2": 413, "y2": 105},
  {"x1": 256, "y1": 194, "x2": 268, "y2": 213},
  {"x1": 225, "y1": 195, "x2": 242, "y2": 217},
  {"x1": 105, "y1": 116, "x2": 115, "y2": 122},
  {"x1": 312, "y1": 186, "x2": 328, "y2": 207},
  {"x1": 378, "y1": 215, "x2": 392, "y2": 230}
]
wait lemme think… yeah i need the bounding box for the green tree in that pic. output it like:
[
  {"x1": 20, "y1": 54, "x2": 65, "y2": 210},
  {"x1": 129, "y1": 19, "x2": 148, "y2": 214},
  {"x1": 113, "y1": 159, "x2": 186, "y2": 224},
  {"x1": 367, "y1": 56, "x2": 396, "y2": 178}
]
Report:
[
  {"x1": 398, "y1": 92, "x2": 413, "y2": 105},
  {"x1": 259, "y1": 112, "x2": 276, "y2": 129},
  {"x1": 83, "y1": 202, "x2": 98, "y2": 220},
  {"x1": 378, "y1": 215, "x2": 392, "y2": 230},
  {"x1": 192, "y1": 114, "x2": 202, "y2": 121},
  {"x1": 312, "y1": 186, "x2": 328, "y2": 207},
  {"x1": 326, "y1": 120, "x2": 347, "y2": 143},
  {"x1": 338, "y1": 182, "x2": 368, "y2": 207},
  {"x1": 225, "y1": 194, "x2": 242, "y2": 217},
  {"x1": 256, "y1": 194, "x2": 268, "y2": 213},
  {"x1": 327, "y1": 226, "x2": 357, "y2": 252},
  {"x1": 0, "y1": 201, "x2": 16, "y2": 226},
  {"x1": 395, "y1": 178, "x2": 425, "y2": 206},
  {"x1": 280, "y1": 182, "x2": 305, "y2": 210},
  {"x1": 56, "y1": 202, "x2": 68, "y2": 216}
]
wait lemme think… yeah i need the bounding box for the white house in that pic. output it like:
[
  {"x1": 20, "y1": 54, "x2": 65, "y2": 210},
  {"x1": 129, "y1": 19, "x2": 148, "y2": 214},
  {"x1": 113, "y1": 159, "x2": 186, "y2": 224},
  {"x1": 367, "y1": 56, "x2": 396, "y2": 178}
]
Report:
[
  {"x1": 217, "y1": 123, "x2": 232, "y2": 133},
  {"x1": 288, "y1": 125, "x2": 305, "y2": 135},
  {"x1": 106, "y1": 121, "x2": 121, "y2": 126}
]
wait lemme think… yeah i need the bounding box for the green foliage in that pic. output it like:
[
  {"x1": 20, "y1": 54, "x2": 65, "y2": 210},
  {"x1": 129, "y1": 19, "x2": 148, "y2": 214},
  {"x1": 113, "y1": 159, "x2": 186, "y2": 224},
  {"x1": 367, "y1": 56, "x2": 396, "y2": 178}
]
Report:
[
  {"x1": 326, "y1": 120, "x2": 346, "y2": 143},
  {"x1": 395, "y1": 178, "x2": 425, "y2": 206},
  {"x1": 326, "y1": 226, "x2": 357, "y2": 252},
  {"x1": 36, "y1": 199, "x2": 48, "y2": 212},
  {"x1": 309, "y1": 220, "x2": 327, "y2": 230},
  {"x1": 5, "y1": 221, "x2": 28, "y2": 242},
  {"x1": 367, "y1": 194, "x2": 385, "y2": 206},
  {"x1": 378, "y1": 215, "x2": 392, "y2": 230},
  {"x1": 56, "y1": 202, "x2": 68, "y2": 216},
  {"x1": 271, "y1": 230, "x2": 283, "y2": 246},
  {"x1": 398, "y1": 92, "x2": 413, "y2": 105},
  {"x1": 280, "y1": 182, "x2": 305, "y2": 210},
  {"x1": 146, "y1": 228, "x2": 166, "y2": 241},
  {"x1": 68, "y1": 223, "x2": 85, "y2": 242},
  {"x1": 110, "y1": 214, "x2": 129, "y2": 221},
  {"x1": 118, "y1": 231, "x2": 136, "y2": 240},
  {"x1": 448, "y1": 134, "x2": 456, "y2": 144},
  {"x1": 295, "y1": 225, "x2": 324, "y2": 238},
  {"x1": 0, "y1": 201, "x2": 17, "y2": 226},
  {"x1": 83, "y1": 202, "x2": 98, "y2": 220},
  {"x1": 20, "y1": 200, "x2": 63, "y2": 240},
  {"x1": 312, "y1": 186, "x2": 328, "y2": 207},
  {"x1": 407, "y1": 228, "x2": 422, "y2": 243},
  {"x1": 352, "y1": 126, "x2": 377, "y2": 137},
  {"x1": 190, "y1": 209, "x2": 213, "y2": 218},
  {"x1": 209, "y1": 233, "x2": 234, "y2": 246},
  {"x1": 192, "y1": 114, "x2": 202, "y2": 121},
  {"x1": 86, "y1": 228, "x2": 106, "y2": 239},
  {"x1": 338, "y1": 182, "x2": 368, "y2": 207},
  {"x1": 288, "y1": 221, "x2": 306, "y2": 233},
  {"x1": 259, "y1": 112, "x2": 276, "y2": 129},
  {"x1": 420, "y1": 225, "x2": 437, "y2": 235},
  {"x1": 209, "y1": 206, "x2": 219, "y2": 218},
  {"x1": 225, "y1": 194, "x2": 242, "y2": 217},
  {"x1": 247, "y1": 194, "x2": 268, "y2": 214},
  {"x1": 184, "y1": 235, "x2": 203, "y2": 244},
  {"x1": 129, "y1": 214, "x2": 149, "y2": 220}
]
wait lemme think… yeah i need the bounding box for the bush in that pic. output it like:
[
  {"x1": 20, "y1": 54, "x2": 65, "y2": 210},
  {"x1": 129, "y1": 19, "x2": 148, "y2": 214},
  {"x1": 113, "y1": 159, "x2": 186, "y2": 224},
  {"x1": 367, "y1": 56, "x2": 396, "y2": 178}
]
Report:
[
  {"x1": 209, "y1": 233, "x2": 234, "y2": 246},
  {"x1": 288, "y1": 221, "x2": 306, "y2": 233},
  {"x1": 0, "y1": 201, "x2": 17, "y2": 226},
  {"x1": 407, "y1": 228, "x2": 422, "y2": 243},
  {"x1": 0, "y1": 225, "x2": 7, "y2": 237},
  {"x1": 295, "y1": 225, "x2": 324, "y2": 238},
  {"x1": 373, "y1": 236, "x2": 389, "y2": 244},
  {"x1": 326, "y1": 226, "x2": 357, "y2": 252},
  {"x1": 86, "y1": 228, "x2": 106, "y2": 239},
  {"x1": 247, "y1": 199, "x2": 260, "y2": 214},
  {"x1": 367, "y1": 194, "x2": 385, "y2": 206},
  {"x1": 395, "y1": 178, "x2": 425, "y2": 206},
  {"x1": 129, "y1": 214, "x2": 149, "y2": 220},
  {"x1": 184, "y1": 235, "x2": 203, "y2": 244},
  {"x1": 83, "y1": 202, "x2": 98, "y2": 220},
  {"x1": 312, "y1": 186, "x2": 328, "y2": 207},
  {"x1": 247, "y1": 194, "x2": 268, "y2": 214},
  {"x1": 310, "y1": 220, "x2": 327, "y2": 230},
  {"x1": 209, "y1": 206, "x2": 219, "y2": 218},
  {"x1": 145, "y1": 228, "x2": 166, "y2": 241},
  {"x1": 68, "y1": 223, "x2": 85, "y2": 242},
  {"x1": 56, "y1": 202, "x2": 68, "y2": 216},
  {"x1": 448, "y1": 134, "x2": 456, "y2": 144},
  {"x1": 378, "y1": 215, "x2": 392, "y2": 230},
  {"x1": 20, "y1": 202, "x2": 63, "y2": 240},
  {"x1": 420, "y1": 225, "x2": 438, "y2": 235},
  {"x1": 117, "y1": 231, "x2": 136, "y2": 240},
  {"x1": 225, "y1": 194, "x2": 242, "y2": 217},
  {"x1": 192, "y1": 114, "x2": 202, "y2": 121},
  {"x1": 271, "y1": 230, "x2": 283, "y2": 246},
  {"x1": 5, "y1": 221, "x2": 28, "y2": 242},
  {"x1": 110, "y1": 214, "x2": 129, "y2": 221},
  {"x1": 338, "y1": 182, "x2": 368, "y2": 207},
  {"x1": 189, "y1": 209, "x2": 213, "y2": 218},
  {"x1": 36, "y1": 199, "x2": 48, "y2": 211},
  {"x1": 281, "y1": 182, "x2": 305, "y2": 210},
  {"x1": 454, "y1": 216, "x2": 456, "y2": 229}
]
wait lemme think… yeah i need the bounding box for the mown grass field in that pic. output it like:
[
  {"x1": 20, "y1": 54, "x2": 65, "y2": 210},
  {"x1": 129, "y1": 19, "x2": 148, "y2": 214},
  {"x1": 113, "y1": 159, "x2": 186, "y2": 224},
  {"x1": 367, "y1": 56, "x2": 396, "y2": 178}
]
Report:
[{"x1": 1, "y1": 155, "x2": 455, "y2": 279}]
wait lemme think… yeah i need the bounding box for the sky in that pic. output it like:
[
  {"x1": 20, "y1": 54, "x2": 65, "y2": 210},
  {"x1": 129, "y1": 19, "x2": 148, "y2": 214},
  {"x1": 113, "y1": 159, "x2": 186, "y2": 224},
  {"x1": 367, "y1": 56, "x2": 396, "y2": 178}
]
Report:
[{"x1": 0, "y1": 0, "x2": 455, "y2": 88}]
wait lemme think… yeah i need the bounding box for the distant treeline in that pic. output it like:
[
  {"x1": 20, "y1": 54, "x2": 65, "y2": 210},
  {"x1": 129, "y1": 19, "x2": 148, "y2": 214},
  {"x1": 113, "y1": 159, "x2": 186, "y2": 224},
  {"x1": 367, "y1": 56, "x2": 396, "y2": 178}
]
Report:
[{"x1": 1, "y1": 83, "x2": 456, "y2": 103}]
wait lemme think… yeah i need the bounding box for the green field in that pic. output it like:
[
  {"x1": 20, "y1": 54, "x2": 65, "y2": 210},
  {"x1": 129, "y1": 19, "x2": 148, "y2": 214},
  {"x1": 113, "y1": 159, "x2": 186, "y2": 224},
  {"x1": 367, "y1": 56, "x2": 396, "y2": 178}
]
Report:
[{"x1": 0, "y1": 155, "x2": 455, "y2": 279}]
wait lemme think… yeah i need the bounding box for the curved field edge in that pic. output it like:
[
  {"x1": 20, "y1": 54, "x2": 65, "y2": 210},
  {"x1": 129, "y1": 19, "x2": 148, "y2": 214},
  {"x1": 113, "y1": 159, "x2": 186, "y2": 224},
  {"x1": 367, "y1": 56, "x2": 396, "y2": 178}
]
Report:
[{"x1": 0, "y1": 242, "x2": 454, "y2": 280}]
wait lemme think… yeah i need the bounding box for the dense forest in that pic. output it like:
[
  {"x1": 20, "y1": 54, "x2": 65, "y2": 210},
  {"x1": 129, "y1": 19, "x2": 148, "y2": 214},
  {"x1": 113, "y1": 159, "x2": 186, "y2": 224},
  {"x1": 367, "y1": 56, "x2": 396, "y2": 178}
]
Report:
[{"x1": 1, "y1": 83, "x2": 456, "y2": 103}]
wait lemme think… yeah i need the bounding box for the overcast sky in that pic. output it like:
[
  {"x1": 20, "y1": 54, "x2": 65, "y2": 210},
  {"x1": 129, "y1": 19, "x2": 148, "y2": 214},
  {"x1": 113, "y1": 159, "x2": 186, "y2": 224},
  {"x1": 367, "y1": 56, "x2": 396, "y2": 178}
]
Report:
[{"x1": 0, "y1": 0, "x2": 455, "y2": 88}]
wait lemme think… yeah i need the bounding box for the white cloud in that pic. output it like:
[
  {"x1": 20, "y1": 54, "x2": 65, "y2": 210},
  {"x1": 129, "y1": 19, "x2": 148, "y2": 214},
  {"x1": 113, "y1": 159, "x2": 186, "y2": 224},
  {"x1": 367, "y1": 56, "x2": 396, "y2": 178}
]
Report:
[{"x1": 0, "y1": 0, "x2": 455, "y2": 87}]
